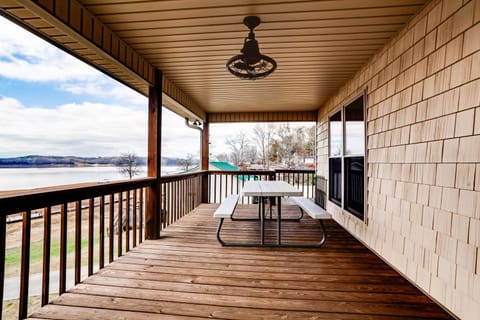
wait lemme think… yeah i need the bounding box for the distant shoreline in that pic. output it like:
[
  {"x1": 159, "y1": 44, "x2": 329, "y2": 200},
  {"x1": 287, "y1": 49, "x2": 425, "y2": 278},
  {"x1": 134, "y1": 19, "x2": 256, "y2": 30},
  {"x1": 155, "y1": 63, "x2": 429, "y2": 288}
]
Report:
[
  {"x1": 0, "y1": 155, "x2": 185, "y2": 168},
  {"x1": 0, "y1": 164, "x2": 117, "y2": 168},
  {"x1": 0, "y1": 155, "x2": 145, "y2": 167}
]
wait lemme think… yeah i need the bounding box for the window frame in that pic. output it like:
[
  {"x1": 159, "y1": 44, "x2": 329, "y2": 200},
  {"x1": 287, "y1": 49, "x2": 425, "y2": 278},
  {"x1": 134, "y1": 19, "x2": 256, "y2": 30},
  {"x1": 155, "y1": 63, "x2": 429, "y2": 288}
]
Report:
[
  {"x1": 327, "y1": 91, "x2": 367, "y2": 223},
  {"x1": 328, "y1": 109, "x2": 343, "y2": 206}
]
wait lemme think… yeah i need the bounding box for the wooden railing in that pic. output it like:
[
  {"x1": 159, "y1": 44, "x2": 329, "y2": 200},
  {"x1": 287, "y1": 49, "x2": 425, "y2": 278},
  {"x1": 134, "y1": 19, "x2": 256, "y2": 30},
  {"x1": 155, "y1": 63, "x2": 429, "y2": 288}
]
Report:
[
  {"x1": 208, "y1": 169, "x2": 315, "y2": 203},
  {"x1": 208, "y1": 170, "x2": 275, "y2": 204},
  {"x1": 274, "y1": 169, "x2": 316, "y2": 199},
  {"x1": 0, "y1": 178, "x2": 154, "y2": 319},
  {"x1": 0, "y1": 169, "x2": 314, "y2": 319},
  {"x1": 159, "y1": 171, "x2": 205, "y2": 228}
]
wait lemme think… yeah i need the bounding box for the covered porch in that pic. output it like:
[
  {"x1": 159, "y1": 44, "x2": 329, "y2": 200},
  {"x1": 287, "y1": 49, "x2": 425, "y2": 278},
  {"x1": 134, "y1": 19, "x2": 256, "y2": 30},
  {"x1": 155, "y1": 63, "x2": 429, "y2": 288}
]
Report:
[
  {"x1": 30, "y1": 203, "x2": 451, "y2": 320},
  {"x1": 1, "y1": 0, "x2": 479, "y2": 319}
]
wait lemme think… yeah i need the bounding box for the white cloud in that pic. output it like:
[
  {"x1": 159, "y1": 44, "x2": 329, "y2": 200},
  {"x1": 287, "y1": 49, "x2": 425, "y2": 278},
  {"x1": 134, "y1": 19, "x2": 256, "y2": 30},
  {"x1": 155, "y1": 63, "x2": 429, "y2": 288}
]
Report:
[
  {"x1": 0, "y1": 17, "x2": 203, "y2": 158},
  {"x1": 59, "y1": 76, "x2": 148, "y2": 107},
  {"x1": 0, "y1": 95, "x2": 204, "y2": 158},
  {"x1": 0, "y1": 95, "x2": 147, "y2": 157},
  {"x1": 0, "y1": 17, "x2": 98, "y2": 82},
  {"x1": 0, "y1": 16, "x2": 146, "y2": 107},
  {"x1": 161, "y1": 108, "x2": 201, "y2": 158}
]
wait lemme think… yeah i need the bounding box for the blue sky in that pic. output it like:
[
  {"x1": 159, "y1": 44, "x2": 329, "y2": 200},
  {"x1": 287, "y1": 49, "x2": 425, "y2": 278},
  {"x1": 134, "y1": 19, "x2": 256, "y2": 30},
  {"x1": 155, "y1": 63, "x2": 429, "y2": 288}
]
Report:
[{"x1": 0, "y1": 15, "x2": 201, "y2": 158}]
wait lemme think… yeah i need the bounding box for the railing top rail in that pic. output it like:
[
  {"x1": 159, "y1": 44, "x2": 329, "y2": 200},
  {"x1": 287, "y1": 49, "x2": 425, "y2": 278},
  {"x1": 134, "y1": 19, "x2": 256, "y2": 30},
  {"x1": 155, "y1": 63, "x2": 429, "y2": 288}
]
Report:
[
  {"x1": 208, "y1": 170, "x2": 275, "y2": 175},
  {"x1": 159, "y1": 170, "x2": 207, "y2": 183},
  {"x1": 0, "y1": 177, "x2": 155, "y2": 216},
  {"x1": 209, "y1": 169, "x2": 314, "y2": 174},
  {"x1": 273, "y1": 169, "x2": 315, "y2": 173}
]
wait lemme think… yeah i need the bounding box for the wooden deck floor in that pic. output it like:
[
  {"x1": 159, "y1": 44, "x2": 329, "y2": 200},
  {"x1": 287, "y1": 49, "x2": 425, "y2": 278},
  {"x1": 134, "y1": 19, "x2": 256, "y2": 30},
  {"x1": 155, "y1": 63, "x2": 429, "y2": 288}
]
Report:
[{"x1": 30, "y1": 204, "x2": 453, "y2": 320}]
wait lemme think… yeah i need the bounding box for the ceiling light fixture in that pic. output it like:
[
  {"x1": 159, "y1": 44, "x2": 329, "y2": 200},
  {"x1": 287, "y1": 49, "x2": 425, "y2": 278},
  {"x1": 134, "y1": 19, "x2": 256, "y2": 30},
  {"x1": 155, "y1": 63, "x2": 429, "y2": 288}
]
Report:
[{"x1": 226, "y1": 16, "x2": 277, "y2": 80}]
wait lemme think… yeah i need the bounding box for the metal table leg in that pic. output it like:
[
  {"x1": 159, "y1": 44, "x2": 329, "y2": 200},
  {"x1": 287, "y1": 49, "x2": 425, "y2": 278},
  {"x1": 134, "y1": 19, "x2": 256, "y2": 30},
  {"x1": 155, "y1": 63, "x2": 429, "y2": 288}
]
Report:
[
  {"x1": 260, "y1": 196, "x2": 265, "y2": 245},
  {"x1": 277, "y1": 196, "x2": 281, "y2": 246}
]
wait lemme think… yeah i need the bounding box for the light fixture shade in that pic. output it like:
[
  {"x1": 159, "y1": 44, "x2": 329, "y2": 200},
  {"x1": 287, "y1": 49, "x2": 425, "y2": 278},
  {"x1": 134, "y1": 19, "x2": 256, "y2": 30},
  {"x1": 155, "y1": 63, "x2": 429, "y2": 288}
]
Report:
[{"x1": 226, "y1": 16, "x2": 277, "y2": 80}]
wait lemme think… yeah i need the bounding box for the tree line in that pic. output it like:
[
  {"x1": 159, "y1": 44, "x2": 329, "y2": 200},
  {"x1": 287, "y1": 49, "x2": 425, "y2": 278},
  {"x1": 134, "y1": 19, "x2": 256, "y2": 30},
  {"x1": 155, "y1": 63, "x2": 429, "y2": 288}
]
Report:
[{"x1": 214, "y1": 124, "x2": 315, "y2": 169}]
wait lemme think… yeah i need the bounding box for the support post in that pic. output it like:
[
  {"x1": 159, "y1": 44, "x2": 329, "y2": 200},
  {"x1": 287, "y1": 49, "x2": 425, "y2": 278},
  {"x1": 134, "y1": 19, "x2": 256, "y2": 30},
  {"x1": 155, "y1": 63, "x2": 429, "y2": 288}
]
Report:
[
  {"x1": 201, "y1": 119, "x2": 209, "y2": 170},
  {"x1": 201, "y1": 119, "x2": 210, "y2": 203},
  {"x1": 146, "y1": 69, "x2": 162, "y2": 240}
]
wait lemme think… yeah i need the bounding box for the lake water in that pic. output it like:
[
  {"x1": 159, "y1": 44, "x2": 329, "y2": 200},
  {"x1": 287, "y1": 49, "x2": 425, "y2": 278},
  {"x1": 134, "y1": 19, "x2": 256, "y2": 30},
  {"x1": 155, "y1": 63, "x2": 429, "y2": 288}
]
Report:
[{"x1": 0, "y1": 166, "x2": 182, "y2": 191}]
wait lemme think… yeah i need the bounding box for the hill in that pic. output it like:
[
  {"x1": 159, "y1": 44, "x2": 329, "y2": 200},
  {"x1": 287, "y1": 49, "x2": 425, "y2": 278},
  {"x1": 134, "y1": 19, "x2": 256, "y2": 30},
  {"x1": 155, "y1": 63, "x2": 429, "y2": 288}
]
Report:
[{"x1": 0, "y1": 155, "x2": 146, "y2": 167}]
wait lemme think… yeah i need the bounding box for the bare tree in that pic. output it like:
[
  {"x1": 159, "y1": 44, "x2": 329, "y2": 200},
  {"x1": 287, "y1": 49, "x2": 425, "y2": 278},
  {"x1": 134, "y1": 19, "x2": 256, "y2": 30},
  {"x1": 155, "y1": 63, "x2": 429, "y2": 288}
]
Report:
[
  {"x1": 253, "y1": 124, "x2": 276, "y2": 169},
  {"x1": 117, "y1": 153, "x2": 141, "y2": 179},
  {"x1": 177, "y1": 153, "x2": 195, "y2": 172},
  {"x1": 276, "y1": 124, "x2": 302, "y2": 168},
  {"x1": 226, "y1": 132, "x2": 249, "y2": 167},
  {"x1": 244, "y1": 145, "x2": 258, "y2": 165},
  {"x1": 114, "y1": 153, "x2": 140, "y2": 233},
  {"x1": 304, "y1": 125, "x2": 316, "y2": 159},
  {"x1": 215, "y1": 153, "x2": 229, "y2": 162},
  {"x1": 214, "y1": 123, "x2": 315, "y2": 168},
  {"x1": 294, "y1": 126, "x2": 306, "y2": 162}
]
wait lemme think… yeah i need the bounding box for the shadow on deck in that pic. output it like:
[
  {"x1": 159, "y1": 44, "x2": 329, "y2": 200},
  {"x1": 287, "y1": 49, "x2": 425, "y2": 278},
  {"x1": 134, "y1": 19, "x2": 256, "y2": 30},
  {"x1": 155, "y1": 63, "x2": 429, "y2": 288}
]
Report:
[{"x1": 30, "y1": 204, "x2": 453, "y2": 319}]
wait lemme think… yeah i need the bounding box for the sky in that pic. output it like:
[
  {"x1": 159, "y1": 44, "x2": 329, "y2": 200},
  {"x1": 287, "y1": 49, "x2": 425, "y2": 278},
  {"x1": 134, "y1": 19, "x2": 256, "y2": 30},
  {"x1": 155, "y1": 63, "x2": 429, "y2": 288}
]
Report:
[
  {"x1": 0, "y1": 15, "x2": 201, "y2": 159},
  {"x1": 0, "y1": 16, "x2": 314, "y2": 161}
]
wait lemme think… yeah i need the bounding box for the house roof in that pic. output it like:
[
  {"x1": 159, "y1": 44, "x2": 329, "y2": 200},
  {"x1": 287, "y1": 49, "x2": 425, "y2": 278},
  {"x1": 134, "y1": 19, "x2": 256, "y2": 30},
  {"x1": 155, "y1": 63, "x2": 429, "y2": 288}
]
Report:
[{"x1": 209, "y1": 162, "x2": 240, "y2": 171}]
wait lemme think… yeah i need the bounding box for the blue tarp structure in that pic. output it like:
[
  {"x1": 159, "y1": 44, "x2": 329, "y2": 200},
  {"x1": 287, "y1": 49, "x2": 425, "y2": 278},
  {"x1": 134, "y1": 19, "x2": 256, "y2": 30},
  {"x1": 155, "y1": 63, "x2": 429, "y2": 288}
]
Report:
[{"x1": 209, "y1": 161, "x2": 240, "y2": 171}]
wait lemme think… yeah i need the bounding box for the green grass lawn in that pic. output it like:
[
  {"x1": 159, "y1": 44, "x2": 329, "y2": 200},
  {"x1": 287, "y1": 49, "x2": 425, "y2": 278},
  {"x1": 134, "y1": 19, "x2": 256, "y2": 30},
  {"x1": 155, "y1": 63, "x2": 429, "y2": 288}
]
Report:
[
  {"x1": 5, "y1": 237, "x2": 90, "y2": 265},
  {"x1": 4, "y1": 235, "x2": 107, "y2": 278},
  {"x1": 3, "y1": 233, "x2": 130, "y2": 318}
]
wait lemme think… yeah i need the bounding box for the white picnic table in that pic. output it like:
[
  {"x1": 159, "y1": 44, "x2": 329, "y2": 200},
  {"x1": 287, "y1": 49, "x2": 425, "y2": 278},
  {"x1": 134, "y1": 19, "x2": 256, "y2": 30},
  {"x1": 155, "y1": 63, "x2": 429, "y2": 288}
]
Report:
[{"x1": 242, "y1": 180, "x2": 303, "y2": 246}]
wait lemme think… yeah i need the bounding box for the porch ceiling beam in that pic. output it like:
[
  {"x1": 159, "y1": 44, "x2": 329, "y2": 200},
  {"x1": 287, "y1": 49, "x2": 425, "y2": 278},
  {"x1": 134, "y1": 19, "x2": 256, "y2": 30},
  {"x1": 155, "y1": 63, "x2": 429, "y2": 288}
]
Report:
[
  {"x1": 19, "y1": 0, "x2": 152, "y2": 86},
  {"x1": 208, "y1": 111, "x2": 318, "y2": 123}
]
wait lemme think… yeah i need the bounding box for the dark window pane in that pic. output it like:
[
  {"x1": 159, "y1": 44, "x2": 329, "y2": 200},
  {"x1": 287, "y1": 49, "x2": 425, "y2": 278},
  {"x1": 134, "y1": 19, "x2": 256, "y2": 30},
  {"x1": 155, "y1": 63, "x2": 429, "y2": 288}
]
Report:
[
  {"x1": 329, "y1": 111, "x2": 342, "y2": 157},
  {"x1": 329, "y1": 158, "x2": 342, "y2": 205},
  {"x1": 344, "y1": 156, "x2": 364, "y2": 219},
  {"x1": 345, "y1": 96, "x2": 364, "y2": 156}
]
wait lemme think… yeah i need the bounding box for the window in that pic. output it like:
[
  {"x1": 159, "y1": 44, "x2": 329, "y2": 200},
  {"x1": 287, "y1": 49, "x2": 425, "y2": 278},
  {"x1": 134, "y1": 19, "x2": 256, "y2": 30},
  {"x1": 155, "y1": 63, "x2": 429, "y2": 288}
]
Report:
[{"x1": 328, "y1": 94, "x2": 366, "y2": 220}]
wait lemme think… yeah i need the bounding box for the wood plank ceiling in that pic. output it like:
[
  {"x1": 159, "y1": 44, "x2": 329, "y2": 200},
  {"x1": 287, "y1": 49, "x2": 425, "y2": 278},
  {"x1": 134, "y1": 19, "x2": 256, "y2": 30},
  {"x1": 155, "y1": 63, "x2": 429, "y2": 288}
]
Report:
[{"x1": 1, "y1": 0, "x2": 428, "y2": 115}]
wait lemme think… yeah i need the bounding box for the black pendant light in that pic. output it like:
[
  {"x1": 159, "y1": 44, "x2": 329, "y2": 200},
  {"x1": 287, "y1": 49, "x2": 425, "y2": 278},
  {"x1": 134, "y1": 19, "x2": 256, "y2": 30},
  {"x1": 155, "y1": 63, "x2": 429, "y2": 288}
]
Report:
[{"x1": 226, "y1": 16, "x2": 277, "y2": 80}]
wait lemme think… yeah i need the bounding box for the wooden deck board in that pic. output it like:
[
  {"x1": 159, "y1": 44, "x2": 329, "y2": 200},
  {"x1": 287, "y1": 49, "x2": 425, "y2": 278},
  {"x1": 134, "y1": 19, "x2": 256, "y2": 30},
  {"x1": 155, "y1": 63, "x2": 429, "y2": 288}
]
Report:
[{"x1": 29, "y1": 204, "x2": 454, "y2": 320}]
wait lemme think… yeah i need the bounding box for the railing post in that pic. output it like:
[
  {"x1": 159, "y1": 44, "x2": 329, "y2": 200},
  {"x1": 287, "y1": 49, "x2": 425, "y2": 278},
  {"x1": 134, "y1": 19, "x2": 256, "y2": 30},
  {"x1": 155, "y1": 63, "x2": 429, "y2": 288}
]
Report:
[
  {"x1": 146, "y1": 69, "x2": 162, "y2": 239},
  {"x1": 0, "y1": 214, "x2": 5, "y2": 314},
  {"x1": 201, "y1": 120, "x2": 209, "y2": 170},
  {"x1": 201, "y1": 119, "x2": 210, "y2": 204},
  {"x1": 202, "y1": 171, "x2": 209, "y2": 203}
]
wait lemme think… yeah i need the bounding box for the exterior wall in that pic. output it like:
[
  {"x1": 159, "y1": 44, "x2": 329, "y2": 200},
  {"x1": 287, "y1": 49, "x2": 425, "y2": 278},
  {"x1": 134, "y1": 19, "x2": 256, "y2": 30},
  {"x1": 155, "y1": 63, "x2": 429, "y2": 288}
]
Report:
[{"x1": 316, "y1": 0, "x2": 480, "y2": 318}]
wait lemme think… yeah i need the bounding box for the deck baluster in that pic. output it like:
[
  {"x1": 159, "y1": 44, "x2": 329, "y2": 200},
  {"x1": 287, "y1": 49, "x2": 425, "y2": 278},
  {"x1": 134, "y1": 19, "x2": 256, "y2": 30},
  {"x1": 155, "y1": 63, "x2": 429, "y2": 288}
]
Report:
[
  {"x1": 0, "y1": 214, "x2": 5, "y2": 313},
  {"x1": 41, "y1": 207, "x2": 51, "y2": 306},
  {"x1": 139, "y1": 188, "x2": 144, "y2": 243},
  {"x1": 99, "y1": 195, "x2": 105, "y2": 269},
  {"x1": 18, "y1": 210, "x2": 31, "y2": 319},
  {"x1": 108, "y1": 194, "x2": 114, "y2": 263},
  {"x1": 74, "y1": 201, "x2": 81, "y2": 284},
  {"x1": 88, "y1": 198, "x2": 94, "y2": 276},
  {"x1": 132, "y1": 190, "x2": 137, "y2": 247},
  {"x1": 117, "y1": 192, "x2": 123, "y2": 257},
  {"x1": 125, "y1": 191, "x2": 130, "y2": 252},
  {"x1": 59, "y1": 203, "x2": 67, "y2": 295}
]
